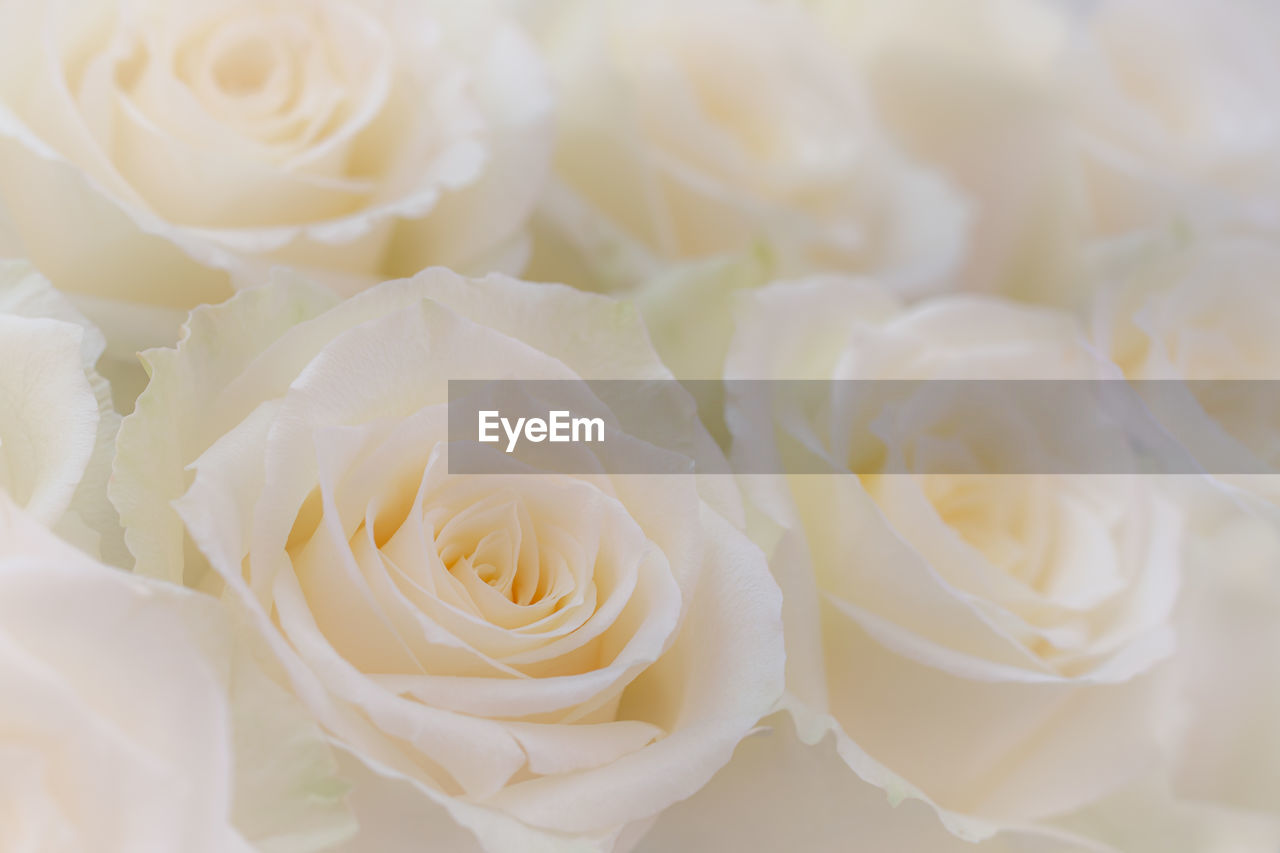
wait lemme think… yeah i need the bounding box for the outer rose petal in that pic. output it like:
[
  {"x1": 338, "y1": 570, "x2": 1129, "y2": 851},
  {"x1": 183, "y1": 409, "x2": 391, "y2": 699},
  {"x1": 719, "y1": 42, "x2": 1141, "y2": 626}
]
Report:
[
  {"x1": 0, "y1": 260, "x2": 123, "y2": 563},
  {"x1": 1054, "y1": 776, "x2": 1280, "y2": 853},
  {"x1": 1169, "y1": 501, "x2": 1280, "y2": 818},
  {"x1": 0, "y1": 494, "x2": 354, "y2": 852},
  {"x1": 111, "y1": 275, "x2": 341, "y2": 584},
  {"x1": 635, "y1": 714, "x2": 1115, "y2": 853}
]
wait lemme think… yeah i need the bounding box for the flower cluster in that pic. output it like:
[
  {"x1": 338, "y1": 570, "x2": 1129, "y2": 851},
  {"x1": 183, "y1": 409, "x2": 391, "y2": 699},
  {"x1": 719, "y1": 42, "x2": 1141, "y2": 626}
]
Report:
[{"x1": 0, "y1": 0, "x2": 1277, "y2": 851}]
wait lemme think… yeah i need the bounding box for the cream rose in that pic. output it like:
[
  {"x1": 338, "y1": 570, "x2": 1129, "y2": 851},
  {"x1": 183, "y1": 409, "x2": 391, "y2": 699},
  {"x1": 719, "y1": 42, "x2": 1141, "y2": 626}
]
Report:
[
  {"x1": 0, "y1": 260, "x2": 124, "y2": 562},
  {"x1": 1091, "y1": 230, "x2": 1280, "y2": 505},
  {"x1": 1090, "y1": 231, "x2": 1280, "y2": 819},
  {"x1": 801, "y1": 0, "x2": 1082, "y2": 304},
  {"x1": 523, "y1": 0, "x2": 968, "y2": 295},
  {"x1": 0, "y1": 492, "x2": 353, "y2": 853},
  {"x1": 1092, "y1": 234, "x2": 1280, "y2": 383},
  {"x1": 724, "y1": 278, "x2": 1191, "y2": 841},
  {"x1": 110, "y1": 269, "x2": 785, "y2": 851},
  {"x1": 0, "y1": 0, "x2": 551, "y2": 356},
  {"x1": 802, "y1": 0, "x2": 1280, "y2": 306},
  {"x1": 1066, "y1": 0, "x2": 1280, "y2": 233}
]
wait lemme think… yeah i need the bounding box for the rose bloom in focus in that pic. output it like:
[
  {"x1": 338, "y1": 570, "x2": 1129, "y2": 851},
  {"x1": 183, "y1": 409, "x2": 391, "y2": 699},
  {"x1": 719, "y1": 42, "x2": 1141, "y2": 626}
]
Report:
[{"x1": 110, "y1": 269, "x2": 785, "y2": 852}]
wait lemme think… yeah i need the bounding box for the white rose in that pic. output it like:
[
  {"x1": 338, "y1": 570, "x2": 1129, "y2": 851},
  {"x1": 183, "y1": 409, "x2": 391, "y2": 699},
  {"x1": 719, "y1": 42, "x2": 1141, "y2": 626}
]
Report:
[
  {"x1": 1091, "y1": 233, "x2": 1280, "y2": 819},
  {"x1": 724, "y1": 278, "x2": 1191, "y2": 841},
  {"x1": 0, "y1": 0, "x2": 552, "y2": 356},
  {"x1": 0, "y1": 260, "x2": 123, "y2": 562},
  {"x1": 110, "y1": 269, "x2": 785, "y2": 851},
  {"x1": 523, "y1": 0, "x2": 968, "y2": 295},
  {"x1": 1067, "y1": 0, "x2": 1280, "y2": 233},
  {"x1": 803, "y1": 0, "x2": 1280, "y2": 306},
  {"x1": 1090, "y1": 230, "x2": 1280, "y2": 504},
  {"x1": 0, "y1": 492, "x2": 353, "y2": 852},
  {"x1": 804, "y1": 0, "x2": 1082, "y2": 305},
  {"x1": 1092, "y1": 232, "x2": 1280, "y2": 381}
]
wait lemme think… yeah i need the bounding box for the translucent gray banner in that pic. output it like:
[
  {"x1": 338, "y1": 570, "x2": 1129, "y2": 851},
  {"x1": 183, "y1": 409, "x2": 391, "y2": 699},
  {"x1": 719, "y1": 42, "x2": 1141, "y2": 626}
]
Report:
[{"x1": 446, "y1": 380, "x2": 1280, "y2": 476}]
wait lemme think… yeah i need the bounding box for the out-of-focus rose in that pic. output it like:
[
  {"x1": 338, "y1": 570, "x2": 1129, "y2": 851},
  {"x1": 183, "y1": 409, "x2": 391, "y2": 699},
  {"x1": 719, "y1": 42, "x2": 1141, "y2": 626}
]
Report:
[
  {"x1": 1091, "y1": 230, "x2": 1280, "y2": 505},
  {"x1": 0, "y1": 0, "x2": 552, "y2": 356},
  {"x1": 1066, "y1": 0, "x2": 1280, "y2": 234},
  {"x1": 110, "y1": 269, "x2": 784, "y2": 851},
  {"x1": 802, "y1": 0, "x2": 1280, "y2": 306},
  {"x1": 803, "y1": 0, "x2": 1081, "y2": 305},
  {"x1": 725, "y1": 277, "x2": 1189, "y2": 841},
  {"x1": 523, "y1": 0, "x2": 967, "y2": 295},
  {"x1": 1092, "y1": 233, "x2": 1280, "y2": 381},
  {"x1": 0, "y1": 492, "x2": 353, "y2": 853},
  {"x1": 0, "y1": 260, "x2": 123, "y2": 562},
  {"x1": 1091, "y1": 233, "x2": 1280, "y2": 818}
]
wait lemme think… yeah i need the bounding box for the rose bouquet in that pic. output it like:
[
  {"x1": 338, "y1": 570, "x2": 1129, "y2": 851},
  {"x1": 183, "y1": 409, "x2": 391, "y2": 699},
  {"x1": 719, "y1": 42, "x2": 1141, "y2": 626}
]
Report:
[{"x1": 0, "y1": 0, "x2": 1277, "y2": 851}]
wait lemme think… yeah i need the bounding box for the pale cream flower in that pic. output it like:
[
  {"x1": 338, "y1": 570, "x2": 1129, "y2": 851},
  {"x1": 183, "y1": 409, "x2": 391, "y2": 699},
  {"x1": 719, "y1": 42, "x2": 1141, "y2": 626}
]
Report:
[
  {"x1": 801, "y1": 0, "x2": 1280, "y2": 306},
  {"x1": 524, "y1": 0, "x2": 967, "y2": 295},
  {"x1": 0, "y1": 0, "x2": 552, "y2": 356},
  {"x1": 0, "y1": 492, "x2": 353, "y2": 853},
  {"x1": 111, "y1": 268, "x2": 785, "y2": 852},
  {"x1": 1091, "y1": 230, "x2": 1280, "y2": 504},
  {"x1": 725, "y1": 277, "x2": 1187, "y2": 842}
]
